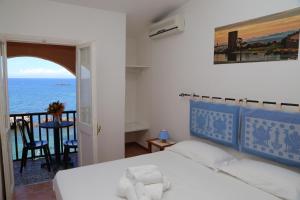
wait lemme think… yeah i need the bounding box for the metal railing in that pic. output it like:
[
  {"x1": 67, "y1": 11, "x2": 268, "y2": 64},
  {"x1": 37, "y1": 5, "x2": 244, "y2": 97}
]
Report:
[{"x1": 10, "y1": 111, "x2": 77, "y2": 161}]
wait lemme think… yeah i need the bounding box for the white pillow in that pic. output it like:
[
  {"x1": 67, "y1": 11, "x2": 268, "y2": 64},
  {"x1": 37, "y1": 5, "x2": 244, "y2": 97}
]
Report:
[
  {"x1": 220, "y1": 159, "x2": 300, "y2": 200},
  {"x1": 166, "y1": 140, "x2": 236, "y2": 170}
]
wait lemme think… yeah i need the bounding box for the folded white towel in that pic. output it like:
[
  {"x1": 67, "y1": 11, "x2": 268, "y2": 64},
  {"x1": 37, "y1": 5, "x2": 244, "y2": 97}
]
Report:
[
  {"x1": 117, "y1": 175, "x2": 133, "y2": 197},
  {"x1": 126, "y1": 184, "x2": 138, "y2": 200},
  {"x1": 144, "y1": 183, "x2": 163, "y2": 200},
  {"x1": 126, "y1": 165, "x2": 163, "y2": 185},
  {"x1": 145, "y1": 176, "x2": 171, "y2": 200},
  {"x1": 118, "y1": 165, "x2": 171, "y2": 200},
  {"x1": 162, "y1": 176, "x2": 172, "y2": 192},
  {"x1": 117, "y1": 175, "x2": 140, "y2": 200},
  {"x1": 118, "y1": 175, "x2": 172, "y2": 200},
  {"x1": 135, "y1": 183, "x2": 151, "y2": 200}
]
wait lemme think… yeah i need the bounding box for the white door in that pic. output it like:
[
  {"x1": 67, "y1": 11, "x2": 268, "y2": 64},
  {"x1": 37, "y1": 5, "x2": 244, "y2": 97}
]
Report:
[
  {"x1": 0, "y1": 41, "x2": 14, "y2": 199},
  {"x1": 76, "y1": 44, "x2": 99, "y2": 166}
]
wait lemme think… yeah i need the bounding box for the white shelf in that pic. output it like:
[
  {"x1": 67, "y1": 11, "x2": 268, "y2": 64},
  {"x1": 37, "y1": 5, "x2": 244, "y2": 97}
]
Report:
[
  {"x1": 126, "y1": 64, "x2": 152, "y2": 68},
  {"x1": 125, "y1": 122, "x2": 149, "y2": 133}
]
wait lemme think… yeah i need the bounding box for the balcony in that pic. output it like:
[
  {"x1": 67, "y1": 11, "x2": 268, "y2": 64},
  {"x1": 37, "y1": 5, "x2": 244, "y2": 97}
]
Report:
[{"x1": 10, "y1": 111, "x2": 78, "y2": 186}]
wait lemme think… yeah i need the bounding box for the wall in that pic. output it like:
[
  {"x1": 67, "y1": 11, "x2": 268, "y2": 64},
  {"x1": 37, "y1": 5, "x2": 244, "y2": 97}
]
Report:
[
  {"x1": 125, "y1": 69, "x2": 138, "y2": 124},
  {"x1": 137, "y1": 0, "x2": 300, "y2": 143},
  {"x1": 0, "y1": 0, "x2": 126, "y2": 163},
  {"x1": 126, "y1": 38, "x2": 138, "y2": 65}
]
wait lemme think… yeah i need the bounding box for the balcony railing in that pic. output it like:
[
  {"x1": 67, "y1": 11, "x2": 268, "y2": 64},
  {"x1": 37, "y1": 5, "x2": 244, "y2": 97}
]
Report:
[{"x1": 10, "y1": 111, "x2": 77, "y2": 161}]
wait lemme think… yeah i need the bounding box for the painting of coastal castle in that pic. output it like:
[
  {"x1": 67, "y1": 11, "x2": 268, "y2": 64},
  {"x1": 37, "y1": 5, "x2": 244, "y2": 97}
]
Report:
[{"x1": 214, "y1": 8, "x2": 300, "y2": 64}]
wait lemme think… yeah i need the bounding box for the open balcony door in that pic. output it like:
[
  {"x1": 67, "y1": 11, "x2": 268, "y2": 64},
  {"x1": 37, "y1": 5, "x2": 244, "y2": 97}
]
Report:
[
  {"x1": 76, "y1": 43, "x2": 99, "y2": 166},
  {"x1": 0, "y1": 41, "x2": 14, "y2": 199}
]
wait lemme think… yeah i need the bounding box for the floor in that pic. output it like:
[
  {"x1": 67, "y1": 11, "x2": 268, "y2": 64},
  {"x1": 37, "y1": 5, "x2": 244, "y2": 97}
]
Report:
[
  {"x1": 125, "y1": 142, "x2": 149, "y2": 158},
  {"x1": 13, "y1": 143, "x2": 148, "y2": 200},
  {"x1": 14, "y1": 153, "x2": 78, "y2": 186},
  {"x1": 13, "y1": 181, "x2": 55, "y2": 200}
]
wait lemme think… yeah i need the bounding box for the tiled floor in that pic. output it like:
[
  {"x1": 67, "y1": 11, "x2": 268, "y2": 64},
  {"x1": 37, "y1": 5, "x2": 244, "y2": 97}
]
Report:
[
  {"x1": 14, "y1": 153, "x2": 78, "y2": 186},
  {"x1": 125, "y1": 142, "x2": 149, "y2": 158},
  {"x1": 13, "y1": 143, "x2": 148, "y2": 200},
  {"x1": 13, "y1": 181, "x2": 56, "y2": 200}
]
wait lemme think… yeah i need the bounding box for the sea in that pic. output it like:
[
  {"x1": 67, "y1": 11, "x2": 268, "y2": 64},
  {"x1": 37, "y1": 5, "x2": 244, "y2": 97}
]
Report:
[
  {"x1": 8, "y1": 78, "x2": 76, "y2": 160},
  {"x1": 8, "y1": 78, "x2": 76, "y2": 114}
]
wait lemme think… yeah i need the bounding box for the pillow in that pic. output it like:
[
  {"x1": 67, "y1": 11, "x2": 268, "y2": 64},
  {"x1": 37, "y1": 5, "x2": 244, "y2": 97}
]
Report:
[
  {"x1": 166, "y1": 140, "x2": 236, "y2": 170},
  {"x1": 220, "y1": 159, "x2": 300, "y2": 200}
]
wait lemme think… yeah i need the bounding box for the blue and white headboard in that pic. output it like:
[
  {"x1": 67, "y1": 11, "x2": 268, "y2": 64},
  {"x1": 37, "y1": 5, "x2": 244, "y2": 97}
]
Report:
[
  {"x1": 188, "y1": 96, "x2": 300, "y2": 168},
  {"x1": 190, "y1": 100, "x2": 240, "y2": 149},
  {"x1": 240, "y1": 107, "x2": 300, "y2": 167}
]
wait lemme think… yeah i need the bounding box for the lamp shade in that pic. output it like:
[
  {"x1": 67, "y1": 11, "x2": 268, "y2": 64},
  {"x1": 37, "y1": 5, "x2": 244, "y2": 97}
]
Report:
[{"x1": 159, "y1": 129, "x2": 169, "y2": 141}]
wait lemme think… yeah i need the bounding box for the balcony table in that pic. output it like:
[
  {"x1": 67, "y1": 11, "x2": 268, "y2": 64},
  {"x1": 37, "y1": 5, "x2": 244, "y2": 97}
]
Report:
[{"x1": 39, "y1": 121, "x2": 74, "y2": 166}]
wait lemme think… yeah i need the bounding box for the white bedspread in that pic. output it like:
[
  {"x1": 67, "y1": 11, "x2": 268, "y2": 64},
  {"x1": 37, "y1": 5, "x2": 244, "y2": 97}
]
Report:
[{"x1": 53, "y1": 151, "x2": 281, "y2": 200}]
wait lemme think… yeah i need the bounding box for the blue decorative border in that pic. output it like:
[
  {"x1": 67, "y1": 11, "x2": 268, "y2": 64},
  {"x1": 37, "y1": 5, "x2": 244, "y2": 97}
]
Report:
[{"x1": 190, "y1": 100, "x2": 240, "y2": 149}]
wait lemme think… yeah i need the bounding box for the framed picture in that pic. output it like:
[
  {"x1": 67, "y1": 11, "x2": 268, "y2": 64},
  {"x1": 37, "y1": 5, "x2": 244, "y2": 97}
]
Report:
[{"x1": 214, "y1": 8, "x2": 300, "y2": 64}]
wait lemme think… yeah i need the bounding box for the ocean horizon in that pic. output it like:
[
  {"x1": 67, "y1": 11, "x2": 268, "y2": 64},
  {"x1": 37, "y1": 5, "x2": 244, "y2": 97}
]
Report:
[{"x1": 8, "y1": 78, "x2": 76, "y2": 114}]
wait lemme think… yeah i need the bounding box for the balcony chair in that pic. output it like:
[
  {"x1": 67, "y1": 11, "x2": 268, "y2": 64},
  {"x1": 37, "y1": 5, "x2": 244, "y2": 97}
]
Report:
[
  {"x1": 16, "y1": 119, "x2": 52, "y2": 173},
  {"x1": 63, "y1": 139, "x2": 78, "y2": 169}
]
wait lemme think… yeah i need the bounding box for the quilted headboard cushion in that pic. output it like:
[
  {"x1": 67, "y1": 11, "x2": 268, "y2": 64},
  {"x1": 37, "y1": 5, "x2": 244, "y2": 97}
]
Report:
[
  {"x1": 240, "y1": 107, "x2": 300, "y2": 167},
  {"x1": 190, "y1": 100, "x2": 240, "y2": 149}
]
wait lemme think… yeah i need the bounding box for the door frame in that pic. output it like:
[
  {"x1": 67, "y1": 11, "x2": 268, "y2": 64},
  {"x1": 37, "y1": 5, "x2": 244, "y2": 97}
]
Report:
[
  {"x1": 76, "y1": 42, "x2": 99, "y2": 166},
  {"x1": 0, "y1": 38, "x2": 100, "y2": 197},
  {"x1": 0, "y1": 40, "x2": 14, "y2": 200}
]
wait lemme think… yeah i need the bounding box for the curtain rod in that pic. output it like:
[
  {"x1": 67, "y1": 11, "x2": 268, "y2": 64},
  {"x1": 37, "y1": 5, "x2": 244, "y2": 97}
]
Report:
[{"x1": 178, "y1": 93, "x2": 300, "y2": 108}]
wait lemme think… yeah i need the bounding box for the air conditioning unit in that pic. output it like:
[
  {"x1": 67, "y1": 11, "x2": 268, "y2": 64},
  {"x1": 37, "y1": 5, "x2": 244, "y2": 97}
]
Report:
[{"x1": 149, "y1": 15, "x2": 185, "y2": 39}]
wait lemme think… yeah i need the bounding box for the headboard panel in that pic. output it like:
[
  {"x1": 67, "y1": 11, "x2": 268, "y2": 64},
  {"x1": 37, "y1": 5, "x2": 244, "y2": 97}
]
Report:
[
  {"x1": 190, "y1": 100, "x2": 240, "y2": 149},
  {"x1": 240, "y1": 107, "x2": 300, "y2": 167}
]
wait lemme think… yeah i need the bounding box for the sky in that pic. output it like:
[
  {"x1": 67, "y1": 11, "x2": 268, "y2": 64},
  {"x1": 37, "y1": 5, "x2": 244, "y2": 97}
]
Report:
[
  {"x1": 8, "y1": 57, "x2": 75, "y2": 79},
  {"x1": 215, "y1": 12, "x2": 300, "y2": 45}
]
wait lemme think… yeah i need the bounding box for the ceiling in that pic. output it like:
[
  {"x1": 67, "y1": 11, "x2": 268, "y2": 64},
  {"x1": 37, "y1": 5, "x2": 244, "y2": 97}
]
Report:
[{"x1": 49, "y1": 0, "x2": 189, "y2": 37}]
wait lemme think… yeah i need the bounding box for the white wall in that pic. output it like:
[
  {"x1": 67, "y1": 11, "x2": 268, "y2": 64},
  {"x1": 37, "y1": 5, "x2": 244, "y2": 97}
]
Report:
[
  {"x1": 126, "y1": 38, "x2": 138, "y2": 65},
  {"x1": 137, "y1": 0, "x2": 300, "y2": 143},
  {"x1": 126, "y1": 69, "x2": 138, "y2": 124},
  {"x1": 0, "y1": 0, "x2": 126, "y2": 162}
]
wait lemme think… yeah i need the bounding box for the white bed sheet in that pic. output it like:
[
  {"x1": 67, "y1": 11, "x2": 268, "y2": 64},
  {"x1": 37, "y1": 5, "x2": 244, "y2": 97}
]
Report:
[{"x1": 54, "y1": 151, "x2": 281, "y2": 200}]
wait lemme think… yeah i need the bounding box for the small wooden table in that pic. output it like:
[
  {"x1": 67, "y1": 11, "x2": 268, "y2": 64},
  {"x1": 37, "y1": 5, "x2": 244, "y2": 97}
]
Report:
[{"x1": 147, "y1": 138, "x2": 176, "y2": 153}]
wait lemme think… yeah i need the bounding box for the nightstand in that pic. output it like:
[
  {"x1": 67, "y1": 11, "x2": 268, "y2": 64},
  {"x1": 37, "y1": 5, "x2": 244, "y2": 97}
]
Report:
[{"x1": 147, "y1": 138, "x2": 176, "y2": 153}]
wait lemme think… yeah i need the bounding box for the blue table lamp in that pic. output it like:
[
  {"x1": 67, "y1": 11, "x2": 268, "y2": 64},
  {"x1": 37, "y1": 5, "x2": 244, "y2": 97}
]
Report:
[{"x1": 159, "y1": 129, "x2": 169, "y2": 143}]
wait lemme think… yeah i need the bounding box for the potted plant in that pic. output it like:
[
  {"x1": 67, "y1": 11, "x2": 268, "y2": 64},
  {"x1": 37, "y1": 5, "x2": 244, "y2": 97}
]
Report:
[{"x1": 47, "y1": 101, "x2": 65, "y2": 125}]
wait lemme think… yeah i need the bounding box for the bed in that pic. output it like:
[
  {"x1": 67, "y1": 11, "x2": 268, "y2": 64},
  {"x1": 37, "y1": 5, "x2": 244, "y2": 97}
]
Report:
[
  {"x1": 54, "y1": 150, "x2": 282, "y2": 200},
  {"x1": 54, "y1": 100, "x2": 300, "y2": 200}
]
